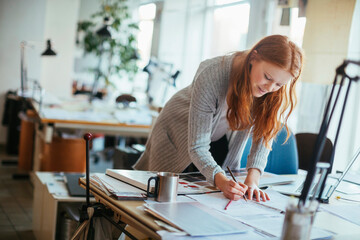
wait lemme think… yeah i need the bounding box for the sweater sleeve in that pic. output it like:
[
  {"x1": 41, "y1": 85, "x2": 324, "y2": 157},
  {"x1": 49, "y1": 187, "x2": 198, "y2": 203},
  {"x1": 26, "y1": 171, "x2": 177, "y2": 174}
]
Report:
[
  {"x1": 246, "y1": 138, "x2": 273, "y2": 174},
  {"x1": 188, "y1": 62, "x2": 225, "y2": 185}
]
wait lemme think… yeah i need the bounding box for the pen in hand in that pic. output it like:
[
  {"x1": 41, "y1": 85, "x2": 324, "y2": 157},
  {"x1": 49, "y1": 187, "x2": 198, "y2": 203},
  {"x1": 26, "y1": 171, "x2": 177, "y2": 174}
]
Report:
[
  {"x1": 227, "y1": 166, "x2": 248, "y2": 202},
  {"x1": 224, "y1": 167, "x2": 248, "y2": 210}
]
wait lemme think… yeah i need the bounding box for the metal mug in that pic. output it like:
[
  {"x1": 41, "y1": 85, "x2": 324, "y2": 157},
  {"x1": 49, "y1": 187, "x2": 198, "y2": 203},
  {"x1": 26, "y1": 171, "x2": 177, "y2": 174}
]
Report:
[{"x1": 147, "y1": 172, "x2": 179, "y2": 202}]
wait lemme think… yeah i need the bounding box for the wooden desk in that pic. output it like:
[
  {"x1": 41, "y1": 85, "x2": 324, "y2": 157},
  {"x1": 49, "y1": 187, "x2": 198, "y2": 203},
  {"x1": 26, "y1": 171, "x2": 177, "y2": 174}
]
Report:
[
  {"x1": 79, "y1": 177, "x2": 161, "y2": 239},
  {"x1": 32, "y1": 172, "x2": 94, "y2": 240},
  {"x1": 79, "y1": 175, "x2": 360, "y2": 240},
  {"x1": 30, "y1": 99, "x2": 153, "y2": 171}
]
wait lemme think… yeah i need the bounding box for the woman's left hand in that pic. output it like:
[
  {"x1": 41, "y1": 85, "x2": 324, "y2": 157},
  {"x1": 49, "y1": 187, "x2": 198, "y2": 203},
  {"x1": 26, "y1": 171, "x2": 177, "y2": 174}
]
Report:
[
  {"x1": 244, "y1": 168, "x2": 270, "y2": 202},
  {"x1": 244, "y1": 182, "x2": 270, "y2": 202}
]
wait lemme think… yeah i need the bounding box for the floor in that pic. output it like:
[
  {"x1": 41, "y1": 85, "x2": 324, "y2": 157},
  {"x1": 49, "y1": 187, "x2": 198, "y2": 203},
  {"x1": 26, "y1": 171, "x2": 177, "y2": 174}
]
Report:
[
  {"x1": 0, "y1": 146, "x2": 35, "y2": 240},
  {"x1": 0, "y1": 144, "x2": 113, "y2": 240}
]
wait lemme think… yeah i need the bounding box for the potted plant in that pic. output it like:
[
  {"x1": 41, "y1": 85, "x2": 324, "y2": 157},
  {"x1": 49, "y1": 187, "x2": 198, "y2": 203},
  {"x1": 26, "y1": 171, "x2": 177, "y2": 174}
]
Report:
[{"x1": 76, "y1": 0, "x2": 139, "y2": 97}]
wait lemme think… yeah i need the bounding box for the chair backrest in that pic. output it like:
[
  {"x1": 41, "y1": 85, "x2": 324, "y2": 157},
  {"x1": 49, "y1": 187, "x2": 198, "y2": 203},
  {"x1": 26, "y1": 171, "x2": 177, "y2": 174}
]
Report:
[
  {"x1": 240, "y1": 127, "x2": 299, "y2": 174},
  {"x1": 295, "y1": 133, "x2": 334, "y2": 172}
]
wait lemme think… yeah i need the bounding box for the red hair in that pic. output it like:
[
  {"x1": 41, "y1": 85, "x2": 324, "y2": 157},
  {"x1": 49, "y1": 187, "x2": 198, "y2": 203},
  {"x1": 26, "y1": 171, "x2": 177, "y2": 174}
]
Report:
[{"x1": 227, "y1": 35, "x2": 304, "y2": 149}]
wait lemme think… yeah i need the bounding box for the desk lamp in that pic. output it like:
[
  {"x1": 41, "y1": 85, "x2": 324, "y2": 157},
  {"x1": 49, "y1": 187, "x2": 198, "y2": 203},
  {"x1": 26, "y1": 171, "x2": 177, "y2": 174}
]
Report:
[
  {"x1": 96, "y1": 17, "x2": 112, "y2": 38},
  {"x1": 89, "y1": 18, "x2": 112, "y2": 103},
  {"x1": 20, "y1": 39, "x2": 57, "y2": 94},
  {"x1": 299, "y1": 60, "x2": 360, "y2": 207}
]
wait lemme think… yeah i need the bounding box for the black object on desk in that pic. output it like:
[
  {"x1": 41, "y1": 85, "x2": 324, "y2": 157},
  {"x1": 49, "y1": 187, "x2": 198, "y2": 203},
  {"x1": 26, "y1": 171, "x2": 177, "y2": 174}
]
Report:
[
  {"x1": 64, "y1": 173, "x2": 93, "y2": 197},
  {"x1": 299, "y1": 60, "x2": 360, "y2": 206}
]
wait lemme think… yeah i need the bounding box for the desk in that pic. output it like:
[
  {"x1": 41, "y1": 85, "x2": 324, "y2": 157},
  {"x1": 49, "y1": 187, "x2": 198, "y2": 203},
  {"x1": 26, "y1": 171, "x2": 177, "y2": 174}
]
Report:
[
  {"x1": 30, "y1": 99, "x2": 154, "y2": 171},
  {"x1": 79, "y1": 175, "x2": 360, "y2": 240},
  {"x1": 32, "y1": 172, "x2": 95, "y2": 240}
]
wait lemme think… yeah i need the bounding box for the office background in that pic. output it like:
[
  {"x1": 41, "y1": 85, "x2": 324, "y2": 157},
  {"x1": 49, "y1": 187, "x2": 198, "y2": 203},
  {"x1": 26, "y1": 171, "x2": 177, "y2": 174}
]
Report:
[{"x1": 0, "y1": 0, "x2": 359, "y2": 173}]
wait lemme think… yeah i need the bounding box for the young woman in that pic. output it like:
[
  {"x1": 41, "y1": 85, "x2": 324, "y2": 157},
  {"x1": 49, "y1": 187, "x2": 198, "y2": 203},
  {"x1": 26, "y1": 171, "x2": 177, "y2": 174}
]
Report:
[{"x1": 133, "y1": 35, "x2": 304, "y2": 202}]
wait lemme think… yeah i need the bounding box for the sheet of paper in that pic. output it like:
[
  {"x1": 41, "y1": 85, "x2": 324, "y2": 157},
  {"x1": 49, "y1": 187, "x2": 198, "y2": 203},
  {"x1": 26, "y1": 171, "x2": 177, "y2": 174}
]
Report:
[
  {"x1": 46, "y1": 182, "x2": 69, "y2": 196},
  {"x1": 187, "y1": 189, "x2": 291, "y2": 214},
  {"x1": 114, "y1": 107, "x2": 153, "y2": 125},
  {"x1": 228, "y1": 170, "x2": 293, "y2": 187},
  {"x1": 144, "y1": 202, "x2": 248, "y2": 236},
  {"x1": 186, "y1": 190, "x2": 333, "y2": 239},
  {"x1": 41, "y1": 108, "x2": 115, "y2": 122},
  {"x1": 343, "y1": 171, "x2": 360, "y2": 185},
  {"x1": 336, "y1": 181, "x2": 360, "y2": 195},
  {"x1": 235, "y1": 214, "x2": 332, "y2": 239},
  {"x1": 145, "y1": 195, "x2": 196, "y2": 203},
  {"x1": 320, "y1": 203, "x2": 360, "y2": 226},
  {"x1": 157, "y1": 229, "x2": 270, "y2": 240}
]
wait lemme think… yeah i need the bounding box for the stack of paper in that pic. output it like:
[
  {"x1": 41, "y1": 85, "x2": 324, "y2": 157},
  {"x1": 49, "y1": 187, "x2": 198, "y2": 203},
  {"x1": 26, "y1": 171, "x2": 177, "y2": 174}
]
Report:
[
  {"x1": 106, "y1": 169, "x2": 218, "y2": 195},
  {"x1": 89, "y1": 173, "x2": 146, "y2": 200}
]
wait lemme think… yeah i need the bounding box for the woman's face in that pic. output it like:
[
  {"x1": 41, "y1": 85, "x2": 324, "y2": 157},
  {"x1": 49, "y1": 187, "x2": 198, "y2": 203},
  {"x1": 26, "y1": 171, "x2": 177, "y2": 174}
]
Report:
[{"x1": 249, "y1": 60, "x2": 292, "y2": 98}]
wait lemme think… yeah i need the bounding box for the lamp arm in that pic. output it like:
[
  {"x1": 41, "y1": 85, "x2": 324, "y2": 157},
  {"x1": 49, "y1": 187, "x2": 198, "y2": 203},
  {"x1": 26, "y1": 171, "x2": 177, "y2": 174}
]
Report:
[
  {"x1": 317, "y1": 79, "x2": 353, "y2": 201},
  {"x1": 20, "y1": 42, "x2": 26, "y2": 94},
  {"x1": 299, "y1": 59, "x2": 360, "y2": 206}
]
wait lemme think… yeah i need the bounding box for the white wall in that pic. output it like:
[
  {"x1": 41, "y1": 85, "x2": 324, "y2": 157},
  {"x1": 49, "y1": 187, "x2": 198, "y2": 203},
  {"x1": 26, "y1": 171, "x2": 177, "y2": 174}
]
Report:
[
  {"x1": 40, "y1": 0, "x2": 80, "y2": 99},
  {"x1": 0, "y1": 0, "x2": 80, "y2": 144},
  {"x1": 0, "y1": 0, "x2": 46, "y2": 144}
]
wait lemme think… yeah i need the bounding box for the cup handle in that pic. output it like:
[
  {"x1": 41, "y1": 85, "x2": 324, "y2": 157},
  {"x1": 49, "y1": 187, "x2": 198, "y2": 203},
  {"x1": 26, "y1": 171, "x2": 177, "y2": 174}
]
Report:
[{"x1": 147, "y1": 176, "x2": 158, "y2": 198}]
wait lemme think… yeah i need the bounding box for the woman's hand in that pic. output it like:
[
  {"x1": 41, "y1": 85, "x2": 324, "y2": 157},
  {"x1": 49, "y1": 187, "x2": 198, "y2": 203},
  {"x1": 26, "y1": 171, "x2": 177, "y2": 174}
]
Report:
[
  {"x1": 244, "y1": 168, "x2": 270, "y2": 202},
  {"x1": 214, "y1": 172, "x2": 248, "y2": 200}
]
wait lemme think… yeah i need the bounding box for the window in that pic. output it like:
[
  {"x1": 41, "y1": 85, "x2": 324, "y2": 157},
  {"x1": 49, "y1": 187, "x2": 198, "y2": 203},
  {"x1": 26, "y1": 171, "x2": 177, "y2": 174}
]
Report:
[
  {"x1": 137, "y1": 3, "x2": 156, "y2": 69},
  {"x1": 203, "y1": 1, "x2": 250, "y2": 59}
]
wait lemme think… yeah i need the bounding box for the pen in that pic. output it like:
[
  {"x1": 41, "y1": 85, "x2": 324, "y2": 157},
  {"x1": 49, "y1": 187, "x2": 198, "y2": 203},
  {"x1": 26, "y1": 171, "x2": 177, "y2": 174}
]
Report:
[{"x1": 227, "y1": 166, "x2": 248, "y2": 202}]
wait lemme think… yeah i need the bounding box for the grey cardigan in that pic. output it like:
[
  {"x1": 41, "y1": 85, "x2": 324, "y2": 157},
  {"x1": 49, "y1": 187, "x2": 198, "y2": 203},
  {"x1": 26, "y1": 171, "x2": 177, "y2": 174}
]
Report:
[{"x1": 133, "y1": 53, "x2": 271, "y2": 185}]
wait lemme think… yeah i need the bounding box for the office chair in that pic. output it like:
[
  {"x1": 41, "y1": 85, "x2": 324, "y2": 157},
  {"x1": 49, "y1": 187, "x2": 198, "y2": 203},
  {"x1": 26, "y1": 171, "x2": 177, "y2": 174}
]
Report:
[
  {"x1": 295, "y1": 133, "x2": 334, "y2": 172},
  {"x1": 241, "y1": 127, "x2": 299, "y2": 174}
]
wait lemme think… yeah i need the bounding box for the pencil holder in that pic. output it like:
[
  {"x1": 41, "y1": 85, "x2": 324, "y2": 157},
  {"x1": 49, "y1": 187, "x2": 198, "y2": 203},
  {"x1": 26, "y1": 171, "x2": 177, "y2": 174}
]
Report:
[{"x1": 280, "y1": 201, "x2": 318, "y2": 240}]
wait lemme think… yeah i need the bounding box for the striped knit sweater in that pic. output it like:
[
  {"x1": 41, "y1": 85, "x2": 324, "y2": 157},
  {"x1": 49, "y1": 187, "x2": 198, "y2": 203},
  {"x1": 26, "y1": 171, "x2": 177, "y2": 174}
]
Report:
[{"x1": 133, "y1": 53, "x2": 271, "y2": 185}]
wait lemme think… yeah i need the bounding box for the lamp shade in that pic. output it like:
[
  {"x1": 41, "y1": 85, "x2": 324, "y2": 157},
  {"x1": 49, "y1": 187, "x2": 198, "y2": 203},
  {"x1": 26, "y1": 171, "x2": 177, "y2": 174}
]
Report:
[
  {"x1": 96, "y1": 25, "x2": 111, "y2": 38},
  {"x1": 96, "y1": 17, "x2": 112, "y2": 38},
  {"x1": 41, "y1": 39, "x2": 57, "y2": 56}
]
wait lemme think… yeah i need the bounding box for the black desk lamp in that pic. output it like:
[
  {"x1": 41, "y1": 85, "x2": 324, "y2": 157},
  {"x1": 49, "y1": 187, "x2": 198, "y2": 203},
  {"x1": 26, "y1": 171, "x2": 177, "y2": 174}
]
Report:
[
  {"x1": 96, "y1": 17, "x2": 112, "y2": 38},
  {"x1": 89, "y1": 17, "x2": 112, "y2": 103},
  {"x1": 20, "y1": 39, "x2": 57, "y2": 94},
  {"x1": 41, "y1": 39, "x2": 57, "y2": 56},
  {"x1": 299, "y1": 60, "x2": 360, "y2": 206}
]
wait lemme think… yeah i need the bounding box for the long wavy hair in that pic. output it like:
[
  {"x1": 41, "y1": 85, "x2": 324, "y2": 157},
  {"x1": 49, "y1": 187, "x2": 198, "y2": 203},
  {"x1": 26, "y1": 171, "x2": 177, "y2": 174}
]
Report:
[{"x1": 226, "y1": 35, "x2": 304, "y2": 149}]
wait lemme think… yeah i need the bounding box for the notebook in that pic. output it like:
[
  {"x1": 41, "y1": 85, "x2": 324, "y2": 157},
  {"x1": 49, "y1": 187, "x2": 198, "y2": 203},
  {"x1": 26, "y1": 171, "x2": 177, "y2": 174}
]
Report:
[
  {"x1": 272, "y1": 147, "x2": 360, "y2": 201},
  {"x1": 64, "y1": 173, "x2": 92, "y2": 197}
]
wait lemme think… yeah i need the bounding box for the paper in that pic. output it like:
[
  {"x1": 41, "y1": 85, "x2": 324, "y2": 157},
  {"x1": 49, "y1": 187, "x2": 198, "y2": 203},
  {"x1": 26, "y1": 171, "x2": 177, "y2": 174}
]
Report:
[
  {"x1": 106, "y1": 169, "x2": 218, "y2": 195},
  {"x1": 227, "y1": 169, "x2": 293, "y2": 187},
  {"x1": 187, "y1": 189, "x2": 290, "y2": 214},
  {"x1": 145, "y1": 195, "x2": 195, "y2": 204},
  {"x1": 144, "y1": 202, "x2": 248, "y2": 236},
  {"x1": 46, "y1": 182, "x2": 69, "y2": 196},
  {"x1": 336, "y1": 181, "x2": 360, "y2": 195},
  {"x1": 90, "y1": 173, "x2": 146, "y2": 200},
  {"x1": 41, "y1": 108, "x2": 114, "y2": 122},
  {"x1": 320, "y1": 204, "x2": 360, "y2": 226},
  {"x1": 239, "y1": 214, "x2": 332, "y2": 239},
  {"x1": 343, "y1": 171, "x2": 360, "y2": 186},
  {"x1": 113, "y1": 107, "x2": 153, "y2": 125},
  {"x1": 157, "y1": 229, "x2": 269, "y2": 240},
  {"x1": 186, "y1": 190, "x2": 333, "y2": 239}
]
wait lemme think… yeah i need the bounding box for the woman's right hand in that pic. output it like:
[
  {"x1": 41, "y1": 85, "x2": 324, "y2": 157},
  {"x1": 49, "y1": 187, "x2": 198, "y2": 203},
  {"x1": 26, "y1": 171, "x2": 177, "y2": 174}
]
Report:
[{"x1": 214, "y1": 172, "x2": 248, "y2": 200}]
